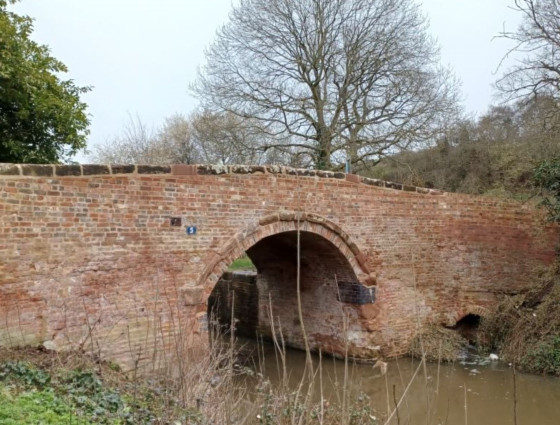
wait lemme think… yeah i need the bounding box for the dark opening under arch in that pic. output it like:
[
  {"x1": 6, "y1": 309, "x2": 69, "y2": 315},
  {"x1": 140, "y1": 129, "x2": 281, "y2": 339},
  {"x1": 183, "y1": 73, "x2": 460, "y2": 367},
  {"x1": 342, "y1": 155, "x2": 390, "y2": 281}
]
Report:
[
  {"x1": 451, "y1": 313, "x2": 482, "y2": 344},
  {"x1": 207, "y1": 229, "x2": 374, "y2": 357}
]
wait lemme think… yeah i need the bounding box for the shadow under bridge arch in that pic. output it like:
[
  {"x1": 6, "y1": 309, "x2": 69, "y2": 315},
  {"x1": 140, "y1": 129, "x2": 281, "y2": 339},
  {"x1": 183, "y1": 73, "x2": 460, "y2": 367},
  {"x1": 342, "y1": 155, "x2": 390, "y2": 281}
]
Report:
[{"x1": 204, "y1": 212, "x2": 378, "y2": 358}]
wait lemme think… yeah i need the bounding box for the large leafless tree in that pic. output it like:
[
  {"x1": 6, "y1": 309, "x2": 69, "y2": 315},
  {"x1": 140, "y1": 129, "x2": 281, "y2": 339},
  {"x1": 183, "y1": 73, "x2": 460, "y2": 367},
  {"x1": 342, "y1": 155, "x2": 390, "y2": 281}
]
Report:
[
  {"x1": 497, "y1": 0, "x2": 560, "y2": 101},
  {"x1": 193, "y1": 0, "x2": 458, "y2": 170}
]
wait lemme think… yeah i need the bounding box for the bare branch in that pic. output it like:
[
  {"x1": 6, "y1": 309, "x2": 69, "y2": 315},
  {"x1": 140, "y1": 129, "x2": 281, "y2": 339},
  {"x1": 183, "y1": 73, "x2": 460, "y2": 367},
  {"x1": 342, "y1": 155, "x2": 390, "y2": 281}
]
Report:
[
  {"x1": 192, "y1": 0, "x2": 459, "y2": 170},
  {"x1": 496, "y1": 0, "x2": 560, "y2": 102}
]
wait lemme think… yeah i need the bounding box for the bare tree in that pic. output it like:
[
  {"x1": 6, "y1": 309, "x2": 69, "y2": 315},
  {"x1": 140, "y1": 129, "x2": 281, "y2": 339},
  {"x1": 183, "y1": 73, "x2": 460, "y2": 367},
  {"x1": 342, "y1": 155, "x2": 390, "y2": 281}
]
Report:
[
  {"x1": 190, "y1": 110, "x2": 263, "y2": 164},
  {"x1": 90, "y1": 111, "x2": 300, "y2": 166},
  {"x1": 497, "y1": 0, "x2": 560, "y2": 101},
  {"x1": 91, "y1": 114, "x2": 201, "y2": 165},
  {"x1": 192, "y1": 0, "x2": 459, "y2": 170},
  {"x1": 190, "y1": 110, "x2": 311, "y2": 166},
  {"x1": 90, "y1": 114, "x2": 167, "y2": 164},
  {"x1": 157, "y1": 114, "x2": 200, "y2": 164},
  {"x1": 91, "y1": 114, "x2": 203, "y2": 165}
]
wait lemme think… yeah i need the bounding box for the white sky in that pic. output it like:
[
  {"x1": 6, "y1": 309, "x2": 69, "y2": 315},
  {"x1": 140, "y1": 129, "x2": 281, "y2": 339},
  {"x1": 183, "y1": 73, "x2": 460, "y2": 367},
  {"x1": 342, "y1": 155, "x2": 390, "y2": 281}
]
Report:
[{"x1": 10, "y1": 0, "x2": 522, "y2": 161}]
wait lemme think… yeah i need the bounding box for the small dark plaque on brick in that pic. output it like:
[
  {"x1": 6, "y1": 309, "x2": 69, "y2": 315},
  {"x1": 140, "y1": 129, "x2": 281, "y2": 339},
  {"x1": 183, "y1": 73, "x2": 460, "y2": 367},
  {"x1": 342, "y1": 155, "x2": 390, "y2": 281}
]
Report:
[
  {"x1": 337, "y1": 281, "x2": 376, "y2": 305},
  {"x1": 170, "y1": 217, "x2": 182, "y2": 227}
]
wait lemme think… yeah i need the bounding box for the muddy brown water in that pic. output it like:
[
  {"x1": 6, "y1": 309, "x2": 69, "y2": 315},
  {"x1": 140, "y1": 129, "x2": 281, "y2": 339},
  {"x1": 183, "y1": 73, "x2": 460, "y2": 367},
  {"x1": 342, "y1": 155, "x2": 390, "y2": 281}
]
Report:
[{"x1": 237, "y1": 339, "x2": 560, "y2": 425}]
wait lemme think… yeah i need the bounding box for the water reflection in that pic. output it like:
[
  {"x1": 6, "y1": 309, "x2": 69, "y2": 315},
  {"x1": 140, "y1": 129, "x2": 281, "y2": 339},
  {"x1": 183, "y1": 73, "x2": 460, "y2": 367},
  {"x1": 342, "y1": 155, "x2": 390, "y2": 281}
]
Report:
[{"x1": 237, "y1": 338, "x2": 560, "y2": 425}]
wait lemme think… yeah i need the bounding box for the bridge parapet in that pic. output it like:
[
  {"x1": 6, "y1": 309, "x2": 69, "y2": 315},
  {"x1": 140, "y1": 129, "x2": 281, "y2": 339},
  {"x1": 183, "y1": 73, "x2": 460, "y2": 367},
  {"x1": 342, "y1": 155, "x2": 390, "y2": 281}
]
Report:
[{"x1": 1, "y1": 163, "x2": 445, "y2": 195}]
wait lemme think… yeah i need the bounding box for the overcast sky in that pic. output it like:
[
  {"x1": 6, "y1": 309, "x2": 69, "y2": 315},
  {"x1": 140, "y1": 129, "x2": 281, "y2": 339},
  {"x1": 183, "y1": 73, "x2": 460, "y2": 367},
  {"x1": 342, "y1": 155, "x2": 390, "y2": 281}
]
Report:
[{"x1": 10, "y1": 0, "x2": 522, "y2": 161}]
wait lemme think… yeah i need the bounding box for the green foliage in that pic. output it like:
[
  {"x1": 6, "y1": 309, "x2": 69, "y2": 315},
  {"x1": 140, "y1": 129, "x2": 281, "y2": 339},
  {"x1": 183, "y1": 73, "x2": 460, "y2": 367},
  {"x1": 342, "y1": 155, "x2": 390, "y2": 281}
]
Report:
[
  {"x1": 366, "y1": 99, "x2": 560, "y2": 199},
  {"x1": 0, "y1": 386, "x2": 76, "y2": 424},
  {"x1": 521, "y1": 336, "x2": 560, "y2": 375},
  {"x1": 58, "y1": 370, "x2": 131, "y2": 424},
  {"x1": 479, "y1": 262, "x2": 560, "y2": 375},
  {"x1": 228, "y1": 254, "x2": 256, "y2": 271},
  {"x1": 347, "y1": 392, "x2": 378, "y2": 425},
  {"x1": 0, "y1": 361, "x2": 50, "y2": 388},
  {"x1": 534, "y1": 157, "x2": 560, "y2": 223},
  {"x1": 0, "y1": 0, "x2": 90, "y2": 164},
  {"x1": 0, "y1": 361, "x2": 155, "y2": 424}
]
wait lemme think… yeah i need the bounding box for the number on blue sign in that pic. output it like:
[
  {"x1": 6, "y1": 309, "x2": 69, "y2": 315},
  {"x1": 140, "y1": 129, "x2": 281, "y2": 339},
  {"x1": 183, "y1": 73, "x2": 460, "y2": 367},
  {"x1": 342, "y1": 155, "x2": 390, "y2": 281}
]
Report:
[{"x1": 186, "y1": 226, "x2": 197, "y2": 235}]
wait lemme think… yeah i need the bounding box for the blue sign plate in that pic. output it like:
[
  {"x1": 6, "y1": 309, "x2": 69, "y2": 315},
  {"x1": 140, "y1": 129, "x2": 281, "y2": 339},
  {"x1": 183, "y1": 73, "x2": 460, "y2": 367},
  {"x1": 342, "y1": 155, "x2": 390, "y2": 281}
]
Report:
[{"x1": 186, "y1": 226, "x2": 197, "y2": 235}]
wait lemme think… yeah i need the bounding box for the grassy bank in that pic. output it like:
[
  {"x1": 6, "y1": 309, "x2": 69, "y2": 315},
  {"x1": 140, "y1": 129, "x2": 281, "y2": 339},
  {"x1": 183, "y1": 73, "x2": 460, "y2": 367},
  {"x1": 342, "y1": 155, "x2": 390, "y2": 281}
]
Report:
[
  {"x1": 0, "y1": 343, "x2": 384, "y2": 424},
  {"x1": 0, "y1": 347, "x2": 205, "y2": 424}
]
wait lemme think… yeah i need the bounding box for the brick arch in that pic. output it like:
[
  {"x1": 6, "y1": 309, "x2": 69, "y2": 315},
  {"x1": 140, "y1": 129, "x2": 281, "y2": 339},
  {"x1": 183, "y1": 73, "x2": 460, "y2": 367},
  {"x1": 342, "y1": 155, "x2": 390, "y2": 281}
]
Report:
[
  {"x1": 198, "y1": 211, "x2": 374, "y2": 297},
  {"x1": 457, "y1": 306, "x2": 490, "y2": 321},
  {"x1": 443, "y1": 306, "x2": 490, "y2": 328}
]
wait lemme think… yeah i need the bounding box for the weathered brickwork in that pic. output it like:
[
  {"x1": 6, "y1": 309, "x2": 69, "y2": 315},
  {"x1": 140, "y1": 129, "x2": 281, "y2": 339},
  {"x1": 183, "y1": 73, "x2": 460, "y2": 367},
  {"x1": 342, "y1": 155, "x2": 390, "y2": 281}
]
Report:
[
  {"x1": 208, "y1": 271, "x2": 259, "y2": 338},
  {"x1": 0, "y1": 163, "x2": 558, "y2": 367}
]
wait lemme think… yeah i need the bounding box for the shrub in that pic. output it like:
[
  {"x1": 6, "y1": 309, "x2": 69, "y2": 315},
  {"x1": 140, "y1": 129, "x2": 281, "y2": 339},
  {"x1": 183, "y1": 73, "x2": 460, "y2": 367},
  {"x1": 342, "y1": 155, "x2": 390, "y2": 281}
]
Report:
[
  {"x1": 521, "y1": 336, "x2": 560, "y2": 375},
  {"x1": 478, "y1": 262, "x2": 560, "y2": 375}
]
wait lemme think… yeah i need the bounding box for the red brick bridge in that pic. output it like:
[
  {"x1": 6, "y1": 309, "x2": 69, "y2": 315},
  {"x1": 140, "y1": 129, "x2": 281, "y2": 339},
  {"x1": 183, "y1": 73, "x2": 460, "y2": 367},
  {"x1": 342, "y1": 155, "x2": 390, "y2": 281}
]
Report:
[{"x1": 0, "y1": 163, "x2": 557, "y2": 367}]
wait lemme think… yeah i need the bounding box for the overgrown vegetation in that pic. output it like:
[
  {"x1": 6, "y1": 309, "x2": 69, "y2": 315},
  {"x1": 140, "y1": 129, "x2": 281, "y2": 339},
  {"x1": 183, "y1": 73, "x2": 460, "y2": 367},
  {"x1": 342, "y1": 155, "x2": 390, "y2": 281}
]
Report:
[
  {"x1": 534, "y1": 157, "x2": 560, "y2": 223},
  {"x1": 364, "y1": 99, "x2": 560, "y2": 198},
  {"x1": 0, "y1": 348, "x2": 198, "y2": 424},
  {"x1": 478, "y1": 262, "x2": 560, "y2": 375},
  {"x1": 409, "y1": 326, "x2": 468, "y2": 363},
  {"x1": 472, "y1": 138, "x2": 560, "y2": 375},
  {"x1": 0, "y1": 342, "x2": 386, "y2": 425}
]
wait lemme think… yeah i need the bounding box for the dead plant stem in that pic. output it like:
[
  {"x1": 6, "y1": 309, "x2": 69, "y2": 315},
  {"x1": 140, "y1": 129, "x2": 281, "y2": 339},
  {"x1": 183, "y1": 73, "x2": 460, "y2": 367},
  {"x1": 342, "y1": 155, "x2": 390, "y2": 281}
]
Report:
[
  {"x1": 513, "y1": 364, "x2": 518, "y2": 425},
  {"x1": 392, "y1": 384, "x2": 401, "y2": 425},
  {"x1": 383, "y1": 359, "x2": 423, "y2": 425}
]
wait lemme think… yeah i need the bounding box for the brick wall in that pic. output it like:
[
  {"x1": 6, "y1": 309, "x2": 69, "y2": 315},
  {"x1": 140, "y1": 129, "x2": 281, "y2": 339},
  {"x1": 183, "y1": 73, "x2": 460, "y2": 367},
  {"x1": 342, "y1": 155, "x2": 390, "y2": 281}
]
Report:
[
  {"x1": 0, "y1": 163, "x2": 558, "y2": 366},
  {"x1": 208, "y1": 271, "x2": 258, "y2": 338}
]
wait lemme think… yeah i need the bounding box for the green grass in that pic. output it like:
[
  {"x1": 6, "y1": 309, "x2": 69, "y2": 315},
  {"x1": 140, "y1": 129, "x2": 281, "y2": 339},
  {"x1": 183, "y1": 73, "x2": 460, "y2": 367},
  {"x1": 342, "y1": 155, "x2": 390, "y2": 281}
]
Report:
[
  {"x1": 228, "y1": 254, "x2": 256, "y2": 271},
  {"x1": 0, "y1": 360, "x2": 147, "y2": 424},
  {"x1": 0, "y1": 387, "x2": 76, "y2": 424}
]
